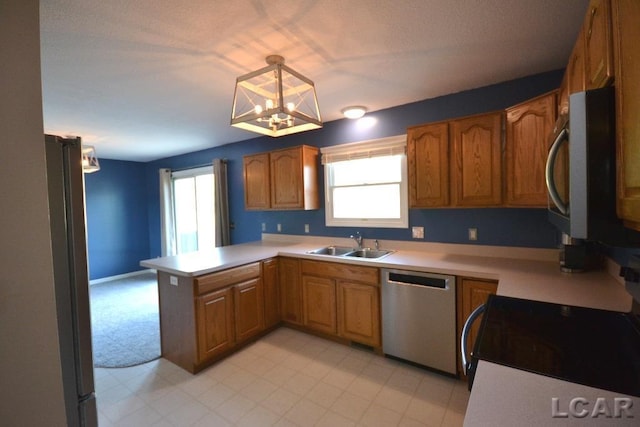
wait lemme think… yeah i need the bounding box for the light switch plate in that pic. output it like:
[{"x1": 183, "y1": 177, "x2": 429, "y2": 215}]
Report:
[
  {"x1": 277, "y1": 223, "x2": 282, "y2": 232},
  {"x1": 412, "y1": 226, "x2": 424, "y2": 239}
]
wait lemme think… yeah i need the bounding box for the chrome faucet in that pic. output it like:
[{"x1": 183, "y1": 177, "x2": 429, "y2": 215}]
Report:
[{"x1": 350, "y1": 232, "x2": 363, "y2": 249}]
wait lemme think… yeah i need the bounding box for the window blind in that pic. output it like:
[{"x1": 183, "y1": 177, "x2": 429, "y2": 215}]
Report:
[{"x1": 321, "y1": 134, "x2": 406, "y2": 164}]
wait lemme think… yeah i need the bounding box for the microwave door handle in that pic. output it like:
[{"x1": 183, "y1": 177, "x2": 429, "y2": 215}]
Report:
[
  {"x1": 545, "y1": 127, "x2": 569, "y2": 215},
  {"x1": 461, "y1": 303, "x2": 485, "y2": 376}
]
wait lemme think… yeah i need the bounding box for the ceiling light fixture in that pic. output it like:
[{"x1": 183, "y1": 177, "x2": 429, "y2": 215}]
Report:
[
  {"x1": 341, "y1": 106, "x2": 367, "y2": 119},
  {"x1": 230, "y1": 55, "x2": 322, "y2": 137},
  {"x1": 82, "y1": 145, "x2": 100, "y2": 173}
]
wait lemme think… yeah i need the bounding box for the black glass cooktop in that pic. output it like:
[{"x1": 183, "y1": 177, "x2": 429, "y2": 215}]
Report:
[{"x1": 473, "y1": 294, "x2": 640, "y2": 397}]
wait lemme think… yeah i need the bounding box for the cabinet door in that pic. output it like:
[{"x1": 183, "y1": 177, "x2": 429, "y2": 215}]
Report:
[
  {"x1": 407, "y1": 122, "x2": 450, "y2": 207},
  {"x1": 336, "y1": 281, "x2": 380, "y2": 347},
  {"x1": 262, "y1": 258, "x2": 280, "y2": 328},
  {"x1": 450, "y1": 112, "x2": 502, "y2": 206},
  {"x1": 584, "y1": 0, "x2": 614, "y2": 89},
  {"x1": 457, "y1": 278, "x2": 498, "y2": 376},
  {"x1": 613, "y1": 0, "x2": 640, "y2": 230},
  {"x1": 234, "y1": 278, "x2": 264, "y2": 343},
  {"x1": 279, "y1": 257, "x2": 303, "y2": 324},
  {"x1": 243, "y1": 153, "x2": 271, "y2": 209},
  {"x1": 270, "y1": 147, "x2": 304, "y2": 209},
  {"x1": 196, "y1": 287, "x2": 234, "y2": 363},
  {"x1": 505, "y1": 92, "x2": 557, "y2": 206},
  {"x1": 568, "y1": 28, "x2": 586, "y2": 95},
  {"x1": 302, "y1": 275, "x2": 337, "y2": 334}
]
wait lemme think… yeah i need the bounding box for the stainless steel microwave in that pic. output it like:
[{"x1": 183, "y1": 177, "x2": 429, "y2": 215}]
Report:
[{"x1": 545, "y1": 86, "x2": 638, "y2": 245}]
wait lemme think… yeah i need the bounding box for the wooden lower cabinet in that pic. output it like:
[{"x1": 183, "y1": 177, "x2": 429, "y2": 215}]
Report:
[
  {"x1": 302, "y1": 275, "x2": 337, "y2": 334},
  {"x1": 336, "y1": 280, "x2": 380, "y2": 347},
  {"x1": 457, "y1": 278, "x2": 498, "y2": 376},
  {"x1": 279, "y1": 257, "x2": 303, "y2": 325},
  {"x1": 262, "y1": 258, "x2": 280, "y2": 328},
  {"x1": 157, "y1": 262, "x2": 269, "y2": 373},
  {"x1": 196, "y1": 287, "x2": 234, "y2": 363},
  {"x1": 234, "y1": 278, "x2": 264, "y2": 342},
  {"x1": 300, "y1": 260, "x2": 381, "y2": 348}
]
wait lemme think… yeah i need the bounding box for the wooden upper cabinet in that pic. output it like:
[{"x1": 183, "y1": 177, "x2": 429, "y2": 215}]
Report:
[
  {"x1": 559, "y1": 26, "x2": 585, "y2": 114},
  {"x1": 450, "y1": 112, "x2": 503, "y2": 207},
  {"x1": 584, "y1": 0, "x2": 614, "y2": 89},
  {"x1": 407, "y1": 122, "x2": 450, "y2": 207},
  {"x1": 243, "y1": 152, "x2": 271, "y2": 210},
  {"x1": 244, "y1": 145, "x2": 319, "y2": 210},
  {"x1": 505, "y1": 92, "x2": 557, "y2": 207},
  {"x1": 270, "y1": 146, "x2": 319, "y2": 210},
  {"x1": 612, "y1": 0, "x2": 640, "y2": 230},
  {"x1": 568, "y1": 27, "x2": 586, "y2": 95}
]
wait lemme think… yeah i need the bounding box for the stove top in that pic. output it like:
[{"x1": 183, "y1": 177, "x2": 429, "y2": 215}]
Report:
[{"x1": 473, "y1": 295, "x2": 640, "y2": 397}]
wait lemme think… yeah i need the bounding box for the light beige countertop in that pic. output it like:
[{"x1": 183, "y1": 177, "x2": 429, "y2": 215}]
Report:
[
  {"x1": 141, "y1": 234, "x2": 632, "y2": 312},
  {"x1": 140, "y1": 234, "x2": 637, "y2": 425}
]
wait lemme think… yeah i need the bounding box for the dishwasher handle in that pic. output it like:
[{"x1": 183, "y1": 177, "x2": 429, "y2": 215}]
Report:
[
  {"x1": 460, "y1": 303, "x2": 485, "y2": 376},
  {"x1": 386, "y1": 272, "x2": 449, "y2": 289}
]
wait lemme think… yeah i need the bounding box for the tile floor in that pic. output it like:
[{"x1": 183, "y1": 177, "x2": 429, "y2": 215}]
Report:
[{"x1": 95, "y1": 328, "x2": 469, "y2": 426}]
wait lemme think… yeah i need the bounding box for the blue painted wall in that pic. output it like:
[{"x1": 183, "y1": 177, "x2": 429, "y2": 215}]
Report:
[
  {"x1": 84, "y1": 159, "x2": 150, "y2": 280},
  {"x1": 144, "y1": 70, "x2": 566, "y2": 259}
]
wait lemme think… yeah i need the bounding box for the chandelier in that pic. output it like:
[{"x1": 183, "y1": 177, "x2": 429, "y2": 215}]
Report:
[{"x1": 231, "y1": 55, "x2": 322, "y2": 137}]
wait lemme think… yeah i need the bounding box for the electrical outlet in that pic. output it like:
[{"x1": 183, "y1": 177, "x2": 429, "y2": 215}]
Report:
[
  {"x1": 277, "y1": 223, "x2": 282, "y2": 232},
  {"x1": 468, "y1": 228, "x2": 478, "y2": 241},
  {"x1": 412, "y1": 226, "x2": 425, "y2": 239},
  {"x1": 304, "y1": 224, "x2": 310, "y2": 233},
  {"x1": 169, "y1": 275, "x2": 178, "y2": 286},
  {"x1": 261, "y1": 222, "x2": 266, "y2": 232}
]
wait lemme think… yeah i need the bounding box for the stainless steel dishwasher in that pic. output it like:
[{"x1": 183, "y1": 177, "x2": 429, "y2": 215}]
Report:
[{"x1": 381, "y1": 269, "x2": 457, "y2": 375}]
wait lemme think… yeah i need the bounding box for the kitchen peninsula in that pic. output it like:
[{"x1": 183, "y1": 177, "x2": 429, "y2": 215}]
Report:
[{"x1": 141, "y1": 235, "x2": 637, "y2": 424}]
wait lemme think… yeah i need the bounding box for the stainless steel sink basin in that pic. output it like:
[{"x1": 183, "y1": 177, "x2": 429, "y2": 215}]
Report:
[
  {"x1": 306, "y1": 246, "x2": 355, "y2": 256},
  {"x1": 307, "y1": 246, "x2": 393, "y2": 259},
  {"x1": 343, "y1": 249, "x2": 394, "y2": 259}
]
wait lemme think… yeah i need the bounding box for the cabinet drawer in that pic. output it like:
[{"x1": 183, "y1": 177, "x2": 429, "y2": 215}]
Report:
[
  {"x1": 196, "y1": 262, "x2": 261, "y2": 295},
  {"x1": 301, "y1": 260, "x2": 379, "y2": 285}
]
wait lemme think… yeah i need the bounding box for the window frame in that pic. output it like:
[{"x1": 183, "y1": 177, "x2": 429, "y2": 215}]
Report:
[
  {"x1": 321, "y1": 135, "x2": 408, "y2": 229},
  {"x1": 170, "y1": 165, "x2": 215, "y2": 254}
]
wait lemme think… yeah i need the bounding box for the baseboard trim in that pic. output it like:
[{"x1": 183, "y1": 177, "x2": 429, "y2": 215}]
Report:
[{"x1": 90, "y1": 269, "x2": 155, "y2": 285}]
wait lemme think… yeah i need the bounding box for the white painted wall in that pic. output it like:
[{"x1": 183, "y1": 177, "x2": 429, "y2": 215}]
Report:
[{"x1": 0, "y1": 1, "x2": 68, "y2": 425}]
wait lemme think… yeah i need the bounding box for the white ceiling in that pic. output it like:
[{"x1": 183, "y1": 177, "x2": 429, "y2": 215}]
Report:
[{"x1": 40, "y1": 0, "x2": 588, "y2": 162}]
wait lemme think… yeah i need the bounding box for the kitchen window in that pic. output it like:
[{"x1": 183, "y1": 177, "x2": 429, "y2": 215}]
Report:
[{"x1": 322, "y1": 135, "x2": 408, "y2": 228}]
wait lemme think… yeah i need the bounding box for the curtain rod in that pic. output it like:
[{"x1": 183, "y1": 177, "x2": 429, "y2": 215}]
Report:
[{"x1": 172, "y1": 159, "x2": 227, "y2": 173}]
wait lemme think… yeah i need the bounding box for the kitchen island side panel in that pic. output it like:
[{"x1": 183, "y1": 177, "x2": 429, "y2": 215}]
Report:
[{"x1": 157, "y1": 271, "x2": 197, "y2": 372}]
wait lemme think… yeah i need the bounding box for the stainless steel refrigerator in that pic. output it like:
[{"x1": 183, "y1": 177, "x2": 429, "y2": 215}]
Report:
[{"x1": 45, "y1": 134, "x2": 97, "y2": 427}]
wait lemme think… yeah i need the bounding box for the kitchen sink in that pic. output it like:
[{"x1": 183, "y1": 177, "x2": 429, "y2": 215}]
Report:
[
  {"x1": 344, "y1": 249, "x2": 394, "y2": 259},
  {"x1": 306, "y1": 246, "x2": 355, "y2": 256},
  {"x1": 306, "y1": 246, "x2": 394, "y2": 259}
]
